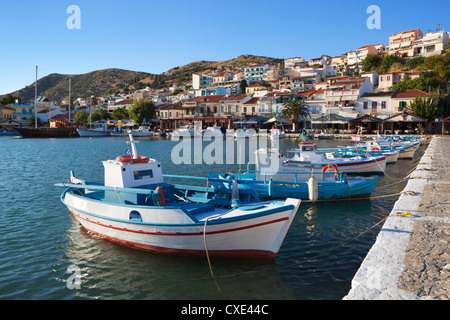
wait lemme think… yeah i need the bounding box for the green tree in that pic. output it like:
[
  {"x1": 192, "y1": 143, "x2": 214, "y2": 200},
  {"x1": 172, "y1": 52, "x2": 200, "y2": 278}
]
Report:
[
  {"x1": 1, "y1": 94, "x2": 21, "y2": 105},
  {"x1": 361, "y1": 54, "x2": 383, "y2": 72},
  {"x1": 377, "y1": 54, "x2": 403, "y2": 73},
  {"x1": 129, "y1": 98, "x2": 157, "y2": 124},
  {"x1": 111, "y1": 107, "x2": 129, "y2": 120},
  {"x1": 74, "y1": 110, "x2": 89, "y2": 125},
  {"x1": 280, "y1": 99, "x2": 311, "y2": 131},
  {"x1": 239, "y1": 79, "x2": 248, "y2": 94},
  {"x1": 406, "y1": 94, "x2": 441, "y2": 121}
]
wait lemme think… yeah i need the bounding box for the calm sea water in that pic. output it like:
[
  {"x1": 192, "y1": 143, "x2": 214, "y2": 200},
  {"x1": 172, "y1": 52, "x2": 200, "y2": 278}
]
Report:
[{"x1": 0, "y1": 135, "x2": 424, "y2": 300}]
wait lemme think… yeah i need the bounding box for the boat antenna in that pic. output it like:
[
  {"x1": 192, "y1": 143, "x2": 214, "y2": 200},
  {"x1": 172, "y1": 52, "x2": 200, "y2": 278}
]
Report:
[
  {"x1": 127, "y1": 133, "x2": 139, "y2": 159},
  {"x1": 69, "y1": 78, "x2": 71, "y2": 124}
]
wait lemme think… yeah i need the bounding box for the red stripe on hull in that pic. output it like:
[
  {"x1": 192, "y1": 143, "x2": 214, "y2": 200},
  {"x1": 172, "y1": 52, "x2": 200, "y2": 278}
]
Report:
[
  {"x1": 71, "y1": 212, "x2": 277, "y2": 259},
  {"x1": 69, "y1": 209, "x2": 288, "y2": 236}
]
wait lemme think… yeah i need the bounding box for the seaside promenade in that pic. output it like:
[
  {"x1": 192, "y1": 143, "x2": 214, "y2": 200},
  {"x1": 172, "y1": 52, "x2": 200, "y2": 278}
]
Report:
[{"x1": 344, "y1": 135, "x2": 450, "y2": 300}]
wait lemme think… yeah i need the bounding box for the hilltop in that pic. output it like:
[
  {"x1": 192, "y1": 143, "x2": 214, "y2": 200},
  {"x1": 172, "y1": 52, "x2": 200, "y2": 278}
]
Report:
[{"x1": 8, "y1": 54, "x2": 283, "y2": 102}]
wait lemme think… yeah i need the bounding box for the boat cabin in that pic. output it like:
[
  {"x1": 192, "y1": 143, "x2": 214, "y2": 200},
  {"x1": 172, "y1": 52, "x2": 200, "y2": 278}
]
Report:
[{"x1": 298, "y1": 142, "x2": 317, "y2": 152}]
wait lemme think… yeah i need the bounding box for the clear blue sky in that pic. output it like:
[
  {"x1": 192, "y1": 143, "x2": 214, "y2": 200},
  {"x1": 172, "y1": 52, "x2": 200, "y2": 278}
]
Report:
[{"x1": 0, "y1": 0, "x2": 448, "y2": 95}]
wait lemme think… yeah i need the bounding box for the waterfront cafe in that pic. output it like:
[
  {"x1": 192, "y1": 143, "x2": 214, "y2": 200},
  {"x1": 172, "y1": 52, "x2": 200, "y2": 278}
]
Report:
[
  {"x1": 348, "y1": 114, "x2": 384, "y2": 134},
  {"x1": 383, "y1": 111, "x2": 427, "y2": 134},
  {"x1": 310, "y1": 113, "x2": 353, "y2": 133}
]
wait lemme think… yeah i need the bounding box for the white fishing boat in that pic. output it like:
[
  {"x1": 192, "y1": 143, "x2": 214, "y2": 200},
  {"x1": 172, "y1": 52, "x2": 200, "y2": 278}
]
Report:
[
  {"x1": 270, "y1": 128, "x2": 286, "y2": 140},
  {"x1": 56, "y1": 134, "x2": 300, "y2": 259},
  {"x1": 234, "y1": 127, "x2": 257, "y2": 139},
  {"x1": 171, "y1": 124, "x2": 204, "y2": 139},
  {"x1": 203, "y1": 126, "x2": 233, "y2": 139},
  {"x1": 289, "y1": 142, "x2": 387, "y2": 174},
  {"x1": 77, "y1": 123, "x2": 111, "y2": 137},
  {"x1": 129, "y1": 126, "x2": 154, "y2": 137}
]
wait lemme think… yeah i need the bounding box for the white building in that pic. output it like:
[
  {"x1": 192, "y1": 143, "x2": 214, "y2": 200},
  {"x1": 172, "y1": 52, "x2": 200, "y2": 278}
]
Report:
[
  {"x1": 413, "y1": 31, "x2": 449, "y2": 57},
  {"x1": 284, "y1": 56, "x2": 305, "y2": 69}
]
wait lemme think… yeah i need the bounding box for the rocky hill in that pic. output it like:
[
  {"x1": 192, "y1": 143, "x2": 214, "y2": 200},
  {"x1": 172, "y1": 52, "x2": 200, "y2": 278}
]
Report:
[{"x1": 8, "y1": 54, "x2": 283, "y2": 102}]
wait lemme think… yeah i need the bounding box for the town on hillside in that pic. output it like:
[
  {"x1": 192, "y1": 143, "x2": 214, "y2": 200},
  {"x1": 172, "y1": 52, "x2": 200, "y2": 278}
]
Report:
[{"x1": 1, "y1": 27, "x2": 450, "y2": 135}]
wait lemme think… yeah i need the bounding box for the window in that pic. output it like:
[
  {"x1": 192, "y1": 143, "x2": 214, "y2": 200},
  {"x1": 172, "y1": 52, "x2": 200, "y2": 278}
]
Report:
[
  {"x1": 381, "y1": 101, "x2": 386, "y2": 109},
  {"x1": 372, "y1": 101, "x2": 377, "y2": 109},
  {"x1": 363, "y1": 102, "x2": 368, "y2": 109},
  {"x1": 399, "y1": 101, "x2": 407, "y2": 111},
  {"x1": 133, "y1": 169, "x2": 153, "y2": 180}
]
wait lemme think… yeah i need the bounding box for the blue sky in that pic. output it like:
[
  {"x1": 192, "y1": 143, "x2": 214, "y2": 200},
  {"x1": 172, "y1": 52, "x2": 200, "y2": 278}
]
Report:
[{"x1": 0, "y1": 0, "x2": 449, "y2": 95}]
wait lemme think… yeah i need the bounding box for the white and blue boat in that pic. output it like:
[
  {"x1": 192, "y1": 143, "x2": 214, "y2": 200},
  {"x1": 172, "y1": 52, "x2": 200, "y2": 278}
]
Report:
[
  {"x1": 56, "y1": 134, "x2": 301, "y2": 259},
  {"x1": 206, "y1": 146, "x2": 378, "y2": 201}
]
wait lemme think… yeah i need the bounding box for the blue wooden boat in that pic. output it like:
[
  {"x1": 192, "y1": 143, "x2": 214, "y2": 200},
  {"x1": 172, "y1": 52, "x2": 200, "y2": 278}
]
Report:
[{"x1": 213, "y1": 171, "x2": 378, "y2": 201}]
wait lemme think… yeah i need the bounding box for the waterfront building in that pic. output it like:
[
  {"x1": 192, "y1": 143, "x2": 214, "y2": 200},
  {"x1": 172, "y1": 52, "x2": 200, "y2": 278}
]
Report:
[
  {"x1": 0, "y1": 105, "x2": 15, "y2": 122},
  {"x1": 391, "y1": 89, "x2": 430, "y2": 113},
  {"x1": 358, "y1": 91, "x2": 395, "y2": 117}
]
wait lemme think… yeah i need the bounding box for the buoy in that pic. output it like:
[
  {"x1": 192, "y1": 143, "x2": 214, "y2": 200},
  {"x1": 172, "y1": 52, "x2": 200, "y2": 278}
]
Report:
[{"x1": 308, "y1": 172, "x2": 318, "y2": 203}]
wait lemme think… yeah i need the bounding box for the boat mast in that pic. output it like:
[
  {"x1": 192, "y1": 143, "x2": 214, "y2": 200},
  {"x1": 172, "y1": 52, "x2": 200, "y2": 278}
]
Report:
[
  {"x1": 35, "y1": 66, "x2": 38, "y2": 128},
  {"x1": 69, "y1": 78, "x2": 71, "y2": 124}
]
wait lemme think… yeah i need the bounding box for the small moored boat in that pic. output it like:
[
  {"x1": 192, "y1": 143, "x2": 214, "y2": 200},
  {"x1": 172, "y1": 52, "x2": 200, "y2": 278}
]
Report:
[{"x1": 56, "y1": 134, "x2": 301, "y2": 259}]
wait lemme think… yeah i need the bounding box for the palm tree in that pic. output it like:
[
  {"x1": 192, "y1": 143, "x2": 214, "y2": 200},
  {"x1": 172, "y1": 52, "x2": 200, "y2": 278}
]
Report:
[{"x1": 280, "y1": 99, "x2": 311, "y2": 131}]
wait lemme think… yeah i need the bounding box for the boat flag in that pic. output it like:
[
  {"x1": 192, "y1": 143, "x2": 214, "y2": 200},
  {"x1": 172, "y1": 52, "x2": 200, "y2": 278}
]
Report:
[{"x1": 126, "y1": 144, "x2": 133, "y2": 156}]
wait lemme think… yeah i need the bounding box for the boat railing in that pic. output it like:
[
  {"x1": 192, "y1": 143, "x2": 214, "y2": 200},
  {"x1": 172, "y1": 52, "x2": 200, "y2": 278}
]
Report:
[{"x1": 237, "y1": 169, "x2": 344, "y2": 185}]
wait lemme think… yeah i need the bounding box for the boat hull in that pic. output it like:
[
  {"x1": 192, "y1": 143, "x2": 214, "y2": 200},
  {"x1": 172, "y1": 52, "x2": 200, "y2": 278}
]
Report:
[
  {"x1": 62, "y1": 191, "x2": 300, "y2": 259},
  {"x1": 77, "y1": 128, "x2": 111, "y2": 137},
  {"x1": 236, "y1": 176, "x2": 378, "y2": 200},
  {"x1": 14, "y1": 126, "x2": 78, "y2": 138}
]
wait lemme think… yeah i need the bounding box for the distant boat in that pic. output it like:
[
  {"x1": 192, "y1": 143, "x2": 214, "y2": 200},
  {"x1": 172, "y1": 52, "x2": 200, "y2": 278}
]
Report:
[
  {"x1": 14, "y1": 126, "x2": 78, "y2": 138},
  {"x1": 129, "y1": 126, "x2": 154, "y2": 137},
  {"x1": 14, "y1": 66, "x2": 78, "y2": 138},
  {"x1": 77, "y1": 123, "x2": 110, "y2": 137}
]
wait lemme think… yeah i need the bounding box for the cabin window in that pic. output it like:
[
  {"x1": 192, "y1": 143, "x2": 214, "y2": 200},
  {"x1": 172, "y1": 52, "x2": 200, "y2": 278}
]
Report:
[
  {"x1": 302, "y1": 146, "x2": 314, "y2": 151},
  {"x1": 133, "y1": 169, "x2": 153, "y2": 180}
]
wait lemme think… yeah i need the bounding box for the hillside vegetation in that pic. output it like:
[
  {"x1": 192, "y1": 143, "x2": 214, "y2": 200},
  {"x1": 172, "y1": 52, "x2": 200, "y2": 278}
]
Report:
[{"x1": 8, "y1": 55, "x2": 283, "y2": 102}]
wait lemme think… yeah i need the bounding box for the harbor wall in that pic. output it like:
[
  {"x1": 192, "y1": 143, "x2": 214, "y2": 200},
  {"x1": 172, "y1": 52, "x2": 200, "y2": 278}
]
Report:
[{"x1": 344, "y1": 137, "x2": 439, "y2": 300}]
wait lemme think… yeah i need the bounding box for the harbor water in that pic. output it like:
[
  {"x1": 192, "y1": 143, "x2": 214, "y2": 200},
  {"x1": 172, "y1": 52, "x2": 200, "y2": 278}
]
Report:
[{"x1": 0, "y1": 135, "x2": 425, "y2": 300}]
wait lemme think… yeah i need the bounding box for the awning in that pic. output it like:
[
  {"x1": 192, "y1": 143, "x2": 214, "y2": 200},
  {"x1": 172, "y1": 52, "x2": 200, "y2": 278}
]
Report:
[
  {"x1": 263, "y1": 117, "x2": 292, "y2": 124},
  {"x1": 384, "y1": 112, "x2": 427, "y2": 122},
  {"x1": 311, "y1": 114, "x2": 353, "y2": 124}
]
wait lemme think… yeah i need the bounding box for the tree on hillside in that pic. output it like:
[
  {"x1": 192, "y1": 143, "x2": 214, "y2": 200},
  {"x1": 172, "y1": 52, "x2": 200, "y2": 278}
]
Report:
[
  {"x1": 393, "y1": 71, "x2": 439, "y2": 92},
  {"x1": 1, "y1": 94, "x2": 21, "y2": 105},
  {"x1": 361, "y1": 54, "x2": 383, "y2": 72},
  {"x1": 129, "y1": 98, "x2": 157, "y2": 124},
  {"x1": 280, "y1": 99, "x2": 311, "y2": 131},
  {"x1": 240, "y1": 79, "x2": 248, "y2": 94},
  {"x1": 377, "y1": 55, "x2": 402, "y2": 73}
]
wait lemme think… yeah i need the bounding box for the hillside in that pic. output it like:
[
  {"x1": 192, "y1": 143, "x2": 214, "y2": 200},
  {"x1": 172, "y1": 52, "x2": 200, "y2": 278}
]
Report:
[
  {"x1": 8, "y1": 54, "x2": 283, "y2": 102},
  {"x1": 11, "y1": 68, "x2": 150, "y2": 102}
]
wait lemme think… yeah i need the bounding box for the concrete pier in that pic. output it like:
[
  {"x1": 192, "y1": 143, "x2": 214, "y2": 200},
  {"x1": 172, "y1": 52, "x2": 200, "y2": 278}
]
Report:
[{"x1": 344, "y1": 135, "x2": 450, "y2": 300}]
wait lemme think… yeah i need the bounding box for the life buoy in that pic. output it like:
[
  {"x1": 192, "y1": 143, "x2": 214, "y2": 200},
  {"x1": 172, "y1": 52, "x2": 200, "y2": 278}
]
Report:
[
  {"x1": 372, "y1": 147, "x2": 380, "y2": 151},
  {"x1": 155, "y1": 186, "x2": 166, "y2": 206},
  {"x1": 322, "y1": 164, "x2": 339, "y2": 179},
  {"x1": 116, "y1": 155, "x2": 150, "y2": 163}
]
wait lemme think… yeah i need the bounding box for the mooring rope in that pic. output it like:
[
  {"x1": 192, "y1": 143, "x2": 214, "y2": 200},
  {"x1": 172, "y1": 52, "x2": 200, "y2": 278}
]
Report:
[{"x1": 191, "y1": 203, "x2": 391, "y2": 284}]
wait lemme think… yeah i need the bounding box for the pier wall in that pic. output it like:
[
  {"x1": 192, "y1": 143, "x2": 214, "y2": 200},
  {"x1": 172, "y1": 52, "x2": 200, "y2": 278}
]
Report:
[{"x1": 344, "y1": 136, "x2": 450, "y2": 300}]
